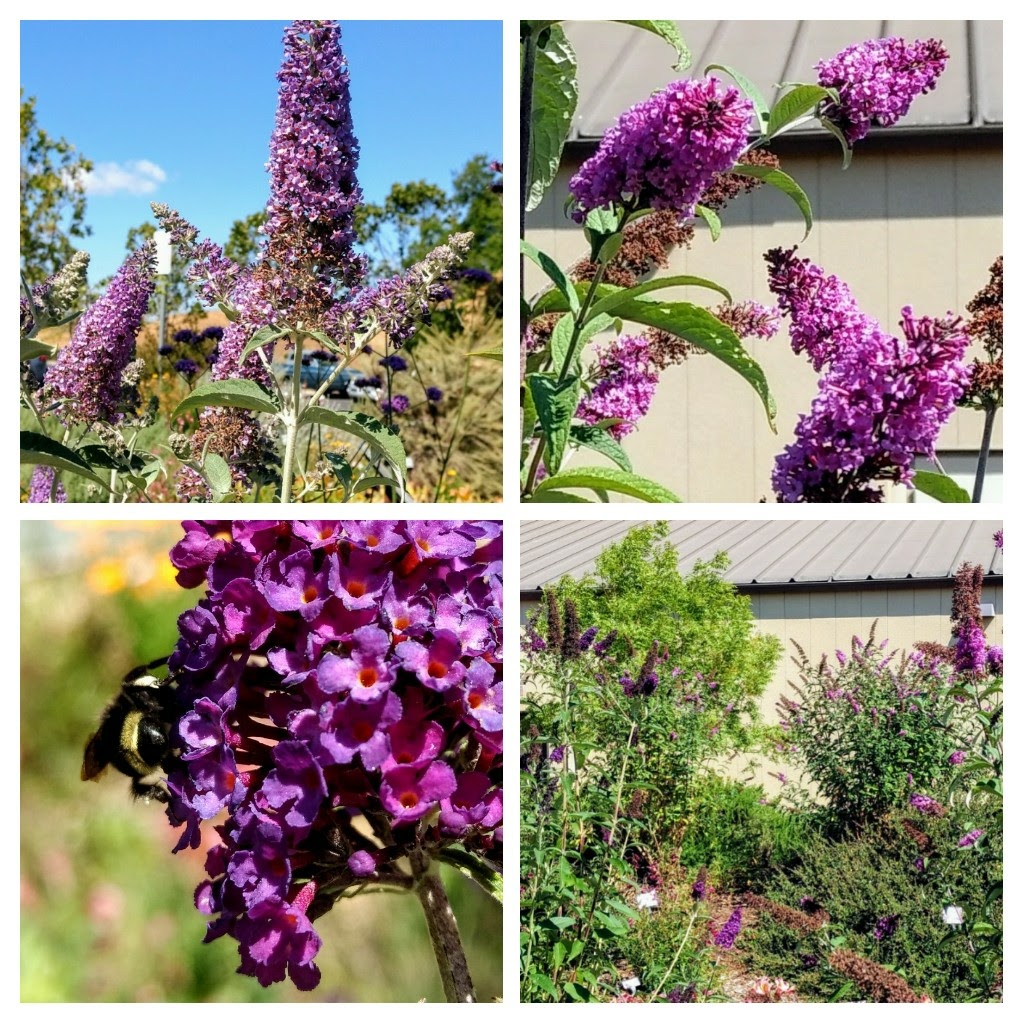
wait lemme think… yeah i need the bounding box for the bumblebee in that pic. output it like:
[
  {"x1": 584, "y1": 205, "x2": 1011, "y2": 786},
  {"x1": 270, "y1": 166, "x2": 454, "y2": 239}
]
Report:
[{"x1": 81, "y1": 658, "x2": 180, "y2": 803}]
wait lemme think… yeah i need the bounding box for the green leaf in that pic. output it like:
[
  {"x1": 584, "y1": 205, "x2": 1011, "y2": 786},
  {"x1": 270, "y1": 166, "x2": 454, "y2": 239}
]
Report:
[
  {"x1": 767, "y1": 84, "x2": 833, "y2": 137},
  {"x1": 201, "y1": 452, "x2": 232, "y2": 500},
  {"x1": 526, "y1": 25, "x2": 578, "y2": 213},
  {"x1": 521, "y1": 239, "x2": 580, "y2": 315},
  {"x1": 732, "y1": 163, "x2": 814, "y2": 239},
  {"x1": 527, "y1": 489, "x2": 593, "y2": 502},
  {"x1": 350, "y1": 475, "x2": 397, "y2": 496},
  {"x1": 20, "y1": 430, "x2": 108, "y2": 489},
  {"x1": 552, "y1": 941, "x2": 566, "y2": 970},
  {"x1": 913, "y1": 470, "x2": 971, "y2": 503},
  {"x1": 172, "y1": 378, "x2": 280, "y2": 418},
  {"x1": 528, "y1": 973, "x2": 559, "y2": 999},
  {"x1": 21, "y1": 337, "x2": 55, "y2": 361},
  {"x1": 819, "y1": 115, "x2": 853, "y2": 169},
  {"x1": 545, "y1": 916, "x2": 576, "y2": 931},
  {"x1": 587, "y1": 274, "x2": 731, "y2": 321},
  {"x1": 694, "y1": 203, "x2": 721, "y2": 241},
  {"x1": 562, "y1": 982, "x2": 592, "y2": 1002},
  {"x1": 570, "y1": 425, "x2": 632, "y2": 472},
  {"x1": 216, "y1": 300, "x2": 240, "y2": 323},
  {"x1": 324, "y1": 452, "x2": 353, "y2": 491},
  {"x1": 239, "y1": 324, "x2": 289, "y2": 363},
  {"x1": 549, "y1": 314, "x2": 577, "y2": 378},
  {"x1": 300, "y1": 407, "x2": 408, "y2": 482},
  {"x1": 613, "y1": 20, "x2": 690, "y2": 70},
  {"x1": 471, "y1": 348, "x2": 503, "y2": 361},
  {"x1": 437, "y1": 848, "x2": 503, "y2": 904},
  {"x1": 300, "y1": 327, "x2": 342, "y2": 353},
  {"x1": 705, "y1": 62, "x2": 769, "y2": 129},
  {"x1": 597, "y1": 233, "x2": 623, "y2": 263},
  {"x1": 527, "y1": 374, "x2": 581, "y2": 475},
  {"x1": 612, "y1": 297, "x2": 777, "y2": 428},
  {"x1": 535, "y1": 466, "x2": 680, "y2": 503},
  {"x1": 75, "y1": 443, "x2": 147, "y2": 473}
]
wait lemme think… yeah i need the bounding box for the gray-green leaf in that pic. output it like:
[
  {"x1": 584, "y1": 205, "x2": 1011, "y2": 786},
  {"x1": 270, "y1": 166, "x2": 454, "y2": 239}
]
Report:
[
  {"x1": 526, "y1": 373, "x2": 581, "y2": 476},
  {"x1": 172, "y1": 378, "x2": 281, "y2": 418},
  {"x1": 20, "y1": 430, "x2": 108, "y2": 489},
  {"x1": 535, "y1": 466, "x2": 680, "y2": 503},
  {"x1": 613, "y1": 21, "x2": 690, "y2": 70},
  {"x1": 300, "y1": 407, "x2": 408, "y2": 482}
]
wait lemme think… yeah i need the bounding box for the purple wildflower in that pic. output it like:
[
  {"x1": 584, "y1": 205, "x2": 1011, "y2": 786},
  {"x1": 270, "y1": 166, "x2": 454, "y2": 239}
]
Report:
[
  {"x1": 994, "y1": 529, "x2": 1003, "y2": 550},
  {"x1": 958, "y1": 829, "x2": 985, "y2": 848},
  {"x1": 380, "y1": 394, "x2": 410, "y2": 415},
  {"x1": 692, "y1": 867, "x2": 708, "y2": 902},
  {"x1": 174, "y1": 358, "x2": 200, "y2": 378},
  {"x1": 549, "y1": 745, "x2": 565, "y2": 764},
  {"x1": 27, "y1": 465, "x2": 67, "y2": 503},
  {"x1": 380, "y1": 354, "x2": 407, "y2": 371},
  {"x1": 44, "y1": 244, "x2": 156, "y2": 425},
  {"x1": 576, "y1": 335, "x2": 659, "y2": 440},
  {"x1": 158, "y1": 520, "x2": 502, "y2": 990},
  {"x1": 766, "y1": 248, "x2": 970, "y2": 502},
  {"x1": 578, "y1": 626, "x2": 598, "y2": 652},
  {"x1": 592, "y1": 630, "x2": 618, "y2": 656},
  {"x1": 986, "y1": 645, "x2": 1002, "y2": 675},
  {"x1": 568, "y1": 77, "x2": 752, "y2": 220},
  {"x1": 426, "y1": 386, "x2": 444, "y2": 402},
  {"x1": 714, "y1": 906, "x2": 743, "y2": 949},
  {"x1": 873, "y1": 915, "x2": 898, "y2": 941},
  {"x1": 948, "y1": 750, "x2": 966, "y2": 766},
  {"x1": 817, "y1": 37, "x2": 949, "y2": 144}
]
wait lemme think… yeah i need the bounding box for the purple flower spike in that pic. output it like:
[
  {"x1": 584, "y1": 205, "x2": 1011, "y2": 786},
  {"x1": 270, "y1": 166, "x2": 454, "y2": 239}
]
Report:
[
  {"x1": 714, "y1": 906, "x2": 743, "y2": 949},
  {"x1": 45, "y1": 244, "x2": 156, "y2": 425},
  {"x1": 817, "y1": 37, "x2": 949, "y2": 144},
  {"x1": 569, "y1": 77, "x2": 752, "y2": 220}
]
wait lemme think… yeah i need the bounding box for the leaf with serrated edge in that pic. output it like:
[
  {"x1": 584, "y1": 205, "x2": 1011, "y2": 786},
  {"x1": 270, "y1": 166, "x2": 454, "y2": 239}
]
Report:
[
  {"x1": 300, "y1": 407, "x2": 407, "y2": 481},
  {"x1": 536, "y1": 466, "x2": 680, "y2": 503}
]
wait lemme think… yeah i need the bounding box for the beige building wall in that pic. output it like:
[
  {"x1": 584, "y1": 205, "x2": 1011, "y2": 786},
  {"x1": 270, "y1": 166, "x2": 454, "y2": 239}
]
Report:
[{"x1": 524, "y1": 142, "x2": 1002, "y2": 502}]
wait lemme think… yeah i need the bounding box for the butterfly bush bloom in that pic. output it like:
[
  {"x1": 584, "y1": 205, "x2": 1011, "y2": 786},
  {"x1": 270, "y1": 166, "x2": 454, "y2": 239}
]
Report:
[
  {"x1": 27, "y1": 465, "x2": 67, "y2": 504},
  {"x1": 817, "y1": 37, "x2": 949, "y2": 144},
  {"x1": 568, "y1": 77, "x2": 752, "y2": 221},
  {"x1": 264, "y1": 20, "x2": 365, "y2": 290},
  {"x1": 958, "y1": 829, "x2": 985, "y2": 848},
  {"x1": 766, "y1": 247, "x2": 970, "y2": 502},
  {"x1": 713, "y1": 906, "x2": 743, "y2": 948},
  {"x1": 576, "y1": 335, "x2": 659, "y2": 440},
  {"x1": 160, "y1": 520, "x2": 502, "y2": 990},
  {"x1": 44, "y1": 244, "x2": 156, "y2": 426}
]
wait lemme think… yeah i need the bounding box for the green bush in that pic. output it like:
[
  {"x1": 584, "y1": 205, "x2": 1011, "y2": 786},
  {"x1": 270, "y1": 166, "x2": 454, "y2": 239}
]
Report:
[{"x1": 741, "y1": 807, "x2": 1003, "y2": 1003}]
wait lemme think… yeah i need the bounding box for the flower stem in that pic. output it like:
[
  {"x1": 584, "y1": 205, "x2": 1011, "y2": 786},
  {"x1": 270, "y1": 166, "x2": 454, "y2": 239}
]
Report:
[
  {"x1": 414, "y1": 860, "x2": 476, "y2": 1002},
  {"x1": 972, "y1": 404, "x2": 996, "y2": 503},
  {"x1": 279, "y1": 330, "x2": 304, "y2": 503}
]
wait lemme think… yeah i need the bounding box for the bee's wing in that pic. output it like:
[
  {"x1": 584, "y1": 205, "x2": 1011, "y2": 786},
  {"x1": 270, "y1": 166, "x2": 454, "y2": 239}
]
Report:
[{"x1": 81, "y1": 728, "x2": 109, "y2": 781}]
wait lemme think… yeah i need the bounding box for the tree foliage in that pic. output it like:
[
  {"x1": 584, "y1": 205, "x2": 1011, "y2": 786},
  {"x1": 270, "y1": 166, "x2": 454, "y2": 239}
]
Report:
[{"x1": 20, "y1": 89, "x2": 93, "y2": 286}]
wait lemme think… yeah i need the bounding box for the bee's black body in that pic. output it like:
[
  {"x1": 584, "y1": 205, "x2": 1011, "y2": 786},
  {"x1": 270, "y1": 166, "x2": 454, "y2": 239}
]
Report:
[{"x1": 81, "y1": 658, "x2": 179, "y2": 802}]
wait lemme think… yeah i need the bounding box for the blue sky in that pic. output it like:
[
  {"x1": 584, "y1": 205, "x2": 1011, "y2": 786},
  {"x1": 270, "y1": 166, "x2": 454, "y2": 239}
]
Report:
[{"x1": 20, "y1": 20, "x2": 503, "y2": 283}]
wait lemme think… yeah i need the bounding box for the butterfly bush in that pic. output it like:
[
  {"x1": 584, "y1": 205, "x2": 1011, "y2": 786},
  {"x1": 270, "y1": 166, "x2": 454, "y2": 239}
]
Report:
[
  {"x1": 161, "y1": 520, "x2": 502, "y2": 990},
  {"x1": 568, "y1": 77, "x2": 752, "y2": 221},
  {"x1": 817, "y1": 37, "x2": 949, "y2": 144},
  {"x1": 766, "y1": 247, "x2": 970, "y2": 502}
]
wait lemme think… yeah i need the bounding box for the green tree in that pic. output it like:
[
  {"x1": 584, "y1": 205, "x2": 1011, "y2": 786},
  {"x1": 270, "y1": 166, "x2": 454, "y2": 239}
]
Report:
[
  {"x1": 20, "y1": 90, "x2": 93, "y2": 286},
  {"x1": 224, "y1": 211, "x2": 265, "y2": 268},
  {"x1": 356, "y1": 180, "x2": 449, "y2": 278}
]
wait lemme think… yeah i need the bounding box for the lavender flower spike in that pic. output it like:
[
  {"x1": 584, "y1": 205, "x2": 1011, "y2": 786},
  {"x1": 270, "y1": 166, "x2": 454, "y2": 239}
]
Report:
[
  {"x1": 44, "y1": 243, "x2": 156, "y2": 426},
  {"x1": 264, "y1": 20, "x2": 365, "y2": 289}
]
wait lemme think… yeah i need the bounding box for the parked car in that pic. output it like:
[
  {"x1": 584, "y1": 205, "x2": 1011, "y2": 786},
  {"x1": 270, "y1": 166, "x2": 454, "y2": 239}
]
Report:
[{"x1": 277, "y1": 359, "x2": 378, "y2": 400}]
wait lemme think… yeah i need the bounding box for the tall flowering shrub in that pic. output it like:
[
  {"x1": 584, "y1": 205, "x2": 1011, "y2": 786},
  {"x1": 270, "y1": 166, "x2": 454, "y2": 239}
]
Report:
[
  {"x1": 520, "y1": 21, "x2": 962, "y2": 503},
  {"x1": 160, "y1": 520, "x2": 502, "y2": 996}
]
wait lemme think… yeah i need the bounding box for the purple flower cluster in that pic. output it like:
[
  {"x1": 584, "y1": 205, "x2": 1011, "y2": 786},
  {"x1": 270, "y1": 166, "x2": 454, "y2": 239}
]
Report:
[
  {"x1": 264, "y1": 21, "x2": 365, "y2": 289},
  {"x1": 576, "y1": 335, "x2": 659, "y2": 440},
  {"x1": 379, "y1": 394, "x2": 410, "y2": 416},
  {"x1": 816, "y1": 37, "x2": 949, "y2": 144},
  {"x1": 958, "y1": 829, "x2": 985, "y2": 848},
  {"x1": 954, "y1": 618, "x2": 987, "y2": 675},
  {"x1": 713, "y1": 906, "x2": 743, "y2": 949},
  {"x1": 27, "y1": 465, "x2": 67, "y2": 504},
  {"x1": 948, "y1": 750, "x2": 966, "y2": 766},
  {"x1": 994, "y1": 529, "x2": 1003, "y2": 550},
  {"x1": 909, "y1": 793, "x2": 946, "y2": 817},
  {"x1": 873, "y1": 915, "x2": 898, "y2": 941},
  {"x1": 44, "y1": 244, "x2": 156, "y2": 426},
  {"x1": 161, "y1": 520, "x2": 502, "y2": 989},
  {"x1": 568, "y1": 77, "x2": 752, "y2": 221},
  {"x1": 766, "y1": 248, "x2": 970, "y2": 502}
]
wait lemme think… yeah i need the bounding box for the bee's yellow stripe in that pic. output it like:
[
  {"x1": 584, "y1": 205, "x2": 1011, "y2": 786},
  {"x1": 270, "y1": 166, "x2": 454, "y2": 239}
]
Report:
[{"x1": 120, "y1": 710, "x2": 154, "y2": 776}]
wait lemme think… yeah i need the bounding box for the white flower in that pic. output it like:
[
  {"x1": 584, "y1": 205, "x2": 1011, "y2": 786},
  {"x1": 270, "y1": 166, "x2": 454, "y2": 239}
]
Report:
[
  {"x1": 636, "y1": 890, "x2": 659, "y2": 910},
  {"x1": 621, "y1": 976, "x2": 641, "y2": 994}
]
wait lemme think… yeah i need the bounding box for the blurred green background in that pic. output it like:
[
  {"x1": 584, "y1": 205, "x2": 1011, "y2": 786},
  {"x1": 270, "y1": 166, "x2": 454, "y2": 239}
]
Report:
[{"x1": 20, "y1": 521, "x2": 502, "y2": 1002}]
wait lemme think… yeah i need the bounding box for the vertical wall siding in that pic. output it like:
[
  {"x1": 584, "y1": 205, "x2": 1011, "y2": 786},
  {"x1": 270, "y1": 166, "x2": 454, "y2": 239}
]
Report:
[{"x1": 524, "y1": 144, "x2": 1002, "y2": 502}]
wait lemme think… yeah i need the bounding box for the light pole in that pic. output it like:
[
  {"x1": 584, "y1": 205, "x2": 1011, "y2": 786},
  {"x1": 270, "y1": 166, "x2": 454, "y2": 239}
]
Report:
[{"x1": 154, "y1": 229, "x2": 173, "y2": 371}]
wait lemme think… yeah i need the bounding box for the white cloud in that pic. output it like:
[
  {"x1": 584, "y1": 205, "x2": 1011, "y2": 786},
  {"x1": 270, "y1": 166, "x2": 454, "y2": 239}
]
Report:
[{"x1": 81, "y1": 159, "x2": 167, "y2": 196}]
